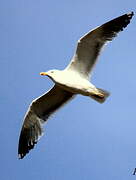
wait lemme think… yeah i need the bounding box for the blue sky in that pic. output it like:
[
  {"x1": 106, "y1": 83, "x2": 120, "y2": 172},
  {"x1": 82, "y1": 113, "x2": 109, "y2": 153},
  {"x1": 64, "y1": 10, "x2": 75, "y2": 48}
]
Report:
[{"x1": 1, "y1": 0, "x2": 136, "y2": 179}]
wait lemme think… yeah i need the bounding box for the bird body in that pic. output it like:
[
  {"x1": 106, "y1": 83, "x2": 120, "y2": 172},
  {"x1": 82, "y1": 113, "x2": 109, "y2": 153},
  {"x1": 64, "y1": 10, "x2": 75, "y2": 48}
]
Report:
[
  {"x1": 45, "y1": 70, "x2": 96, "y2": 95},
  {"x1": 44, "y1": 69, "x2": 109, "y2": 101},
  {"x1": 18, "y1": 12, "x2": 134, "y2": 159}
]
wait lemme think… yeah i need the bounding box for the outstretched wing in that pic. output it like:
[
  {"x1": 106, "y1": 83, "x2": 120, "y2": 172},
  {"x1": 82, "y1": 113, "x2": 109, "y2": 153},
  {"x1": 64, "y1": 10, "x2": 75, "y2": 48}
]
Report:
[
  {"x1": 66, "y1": 12, "x2": 134, "y2": 77},
  {"x1": 18, "y1": 85, "x2": 74, "y2": 159}
]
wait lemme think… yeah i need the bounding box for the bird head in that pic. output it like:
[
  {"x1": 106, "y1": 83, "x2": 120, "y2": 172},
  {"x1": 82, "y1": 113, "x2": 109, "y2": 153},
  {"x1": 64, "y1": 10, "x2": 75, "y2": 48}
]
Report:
[{"x1": 40, "y1": 69, "x2": 61, "y2": 82}]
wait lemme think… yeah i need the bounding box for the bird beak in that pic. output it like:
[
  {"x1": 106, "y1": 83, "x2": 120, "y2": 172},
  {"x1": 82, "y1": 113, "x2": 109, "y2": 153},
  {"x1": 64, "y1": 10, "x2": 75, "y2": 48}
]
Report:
[{"x1": 40, "y1": 72, "x2": 48, "y2": 76}]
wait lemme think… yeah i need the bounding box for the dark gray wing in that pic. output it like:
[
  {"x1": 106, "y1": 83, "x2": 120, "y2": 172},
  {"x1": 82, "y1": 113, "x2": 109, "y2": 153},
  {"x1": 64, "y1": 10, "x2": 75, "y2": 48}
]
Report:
[
  {"x1": 18, "y1": 85, "x2": 74, "y2": 159},
  {"x1": 66, "y1": 12, "x2": 134, "y2": 77}
]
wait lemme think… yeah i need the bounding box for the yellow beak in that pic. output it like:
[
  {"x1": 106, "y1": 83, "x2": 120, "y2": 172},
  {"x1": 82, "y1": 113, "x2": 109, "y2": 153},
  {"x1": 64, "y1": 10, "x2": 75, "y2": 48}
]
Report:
[{"x1": 40, "y1": 72, "x2": 48, "y2": 76}]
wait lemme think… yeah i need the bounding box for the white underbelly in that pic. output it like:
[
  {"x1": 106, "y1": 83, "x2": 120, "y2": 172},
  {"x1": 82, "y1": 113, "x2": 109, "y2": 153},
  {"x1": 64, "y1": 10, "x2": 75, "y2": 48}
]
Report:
[{"x1": 56, "y1": 77, "x2": 95, "y2": 95}]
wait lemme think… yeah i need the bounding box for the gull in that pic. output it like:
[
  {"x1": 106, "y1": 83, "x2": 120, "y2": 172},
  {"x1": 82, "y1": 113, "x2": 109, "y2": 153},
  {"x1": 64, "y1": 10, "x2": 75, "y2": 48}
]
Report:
[{"x1": 18, "y1": 12, "x2": 134, "y2": 159}]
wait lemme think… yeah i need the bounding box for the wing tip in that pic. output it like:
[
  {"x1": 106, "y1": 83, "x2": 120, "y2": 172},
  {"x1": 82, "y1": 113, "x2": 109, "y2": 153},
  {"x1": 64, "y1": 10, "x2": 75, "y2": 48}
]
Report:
[
  {"x1": 18, "y1": 153, "x2": 25, "y2": 160},
  {"x1": 127, "y1": 11, "x2": 134, "y2": 17},
  {"x1": 122, "y1": 11, "x2": 134, "y2": 29},
  {"x1": 18, "y1": 141, "x2": 37, "y2": 159},
  {"x1": 18, "y1": 128, "x2": 38, "y2": 159},
  {"x1": 126, "y1": 11, "x2": 134, "y2": 23}
]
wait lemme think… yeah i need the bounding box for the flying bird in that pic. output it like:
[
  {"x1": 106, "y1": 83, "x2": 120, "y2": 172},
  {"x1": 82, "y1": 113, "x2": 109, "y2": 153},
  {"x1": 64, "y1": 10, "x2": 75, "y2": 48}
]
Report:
[{"x1": 18, "y1": 12, "x2": 134, "y2": 159}]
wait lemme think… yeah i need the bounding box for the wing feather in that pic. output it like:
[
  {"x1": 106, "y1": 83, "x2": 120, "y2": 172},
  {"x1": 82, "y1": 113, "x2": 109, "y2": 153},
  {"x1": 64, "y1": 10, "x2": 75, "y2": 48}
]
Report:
[
  {"x1": 66, "y1": 12, "x2": 134, "y2": 77},
  {"x1": 18, "y1": 85, "x2": 74, "y2": 159}
]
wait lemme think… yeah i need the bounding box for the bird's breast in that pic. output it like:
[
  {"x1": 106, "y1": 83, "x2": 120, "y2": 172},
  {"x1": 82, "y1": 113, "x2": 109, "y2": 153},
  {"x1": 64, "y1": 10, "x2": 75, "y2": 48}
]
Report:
[{"x1": 55, "y1": 75, "x2": 92, "y2": 95}]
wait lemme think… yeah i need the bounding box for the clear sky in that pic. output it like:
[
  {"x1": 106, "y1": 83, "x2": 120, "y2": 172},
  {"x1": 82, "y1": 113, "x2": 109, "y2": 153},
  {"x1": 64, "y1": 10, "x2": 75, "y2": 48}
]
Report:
[{"x1": 1, "y1": 0, "x2": 136, "y2": 179}]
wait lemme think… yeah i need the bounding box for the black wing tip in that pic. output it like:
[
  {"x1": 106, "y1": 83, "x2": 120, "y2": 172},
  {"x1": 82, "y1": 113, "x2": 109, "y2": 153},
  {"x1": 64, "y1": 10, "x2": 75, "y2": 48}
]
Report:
[
  {"x1": 18, "y1": 115, "x2": 43, "y2": 159},
  {"x1": 118, "y1": 12, "x2": 133, "y2": 31},
  {"x1": 102, "y1": 11, "x2": 134, "y2": 41},
  {"x1": 18, "y1": 153, "x2": 25, "y2": 159},
  {"x1": 127, "y1": 11, "x2": 134, "y2": 17},
  {"x1": 122, "y1": 11, "x2": 134, "y2": 29},
  {"x1": 18, "y1": 141, "x2": 37, "y2": 159},
  {"x1": 18, "y1": 129, "x2": 38, "y2": 159},
  {"x1": 125, "y1": 11, "x2": 134, "y2": 23}
]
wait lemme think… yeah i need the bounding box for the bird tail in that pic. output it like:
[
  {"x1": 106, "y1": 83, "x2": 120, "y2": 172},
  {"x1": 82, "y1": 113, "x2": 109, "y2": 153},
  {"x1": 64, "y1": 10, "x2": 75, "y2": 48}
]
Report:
[{"x1": 90, "y1": 88, "x2": 110, "y2": 103}]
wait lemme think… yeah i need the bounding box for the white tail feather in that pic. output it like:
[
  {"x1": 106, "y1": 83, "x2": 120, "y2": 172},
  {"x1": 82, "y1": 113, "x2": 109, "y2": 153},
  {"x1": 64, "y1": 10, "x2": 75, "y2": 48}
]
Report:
[{"x1": 90, "y1": 88, "x2": 110, "y2": 103}]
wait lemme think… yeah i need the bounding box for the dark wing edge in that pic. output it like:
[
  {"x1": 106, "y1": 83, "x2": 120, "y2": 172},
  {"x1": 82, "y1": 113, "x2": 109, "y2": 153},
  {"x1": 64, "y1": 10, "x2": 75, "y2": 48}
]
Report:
[
  {"x1": 99, "y1": 11, "x2": 134, "y2": 41},
  {"x1": 66, "y1": 12, "x2": 134, "y2": 76},
  {"x1": 18, "y1": 85, "x2": 74, "y2": 159}
]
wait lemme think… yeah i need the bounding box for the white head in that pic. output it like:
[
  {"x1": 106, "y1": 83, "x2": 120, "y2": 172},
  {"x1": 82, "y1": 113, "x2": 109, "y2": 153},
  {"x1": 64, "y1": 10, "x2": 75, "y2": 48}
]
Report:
[{"x1": 40, "y1": 69, "x2": 62, "y2": 82}]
